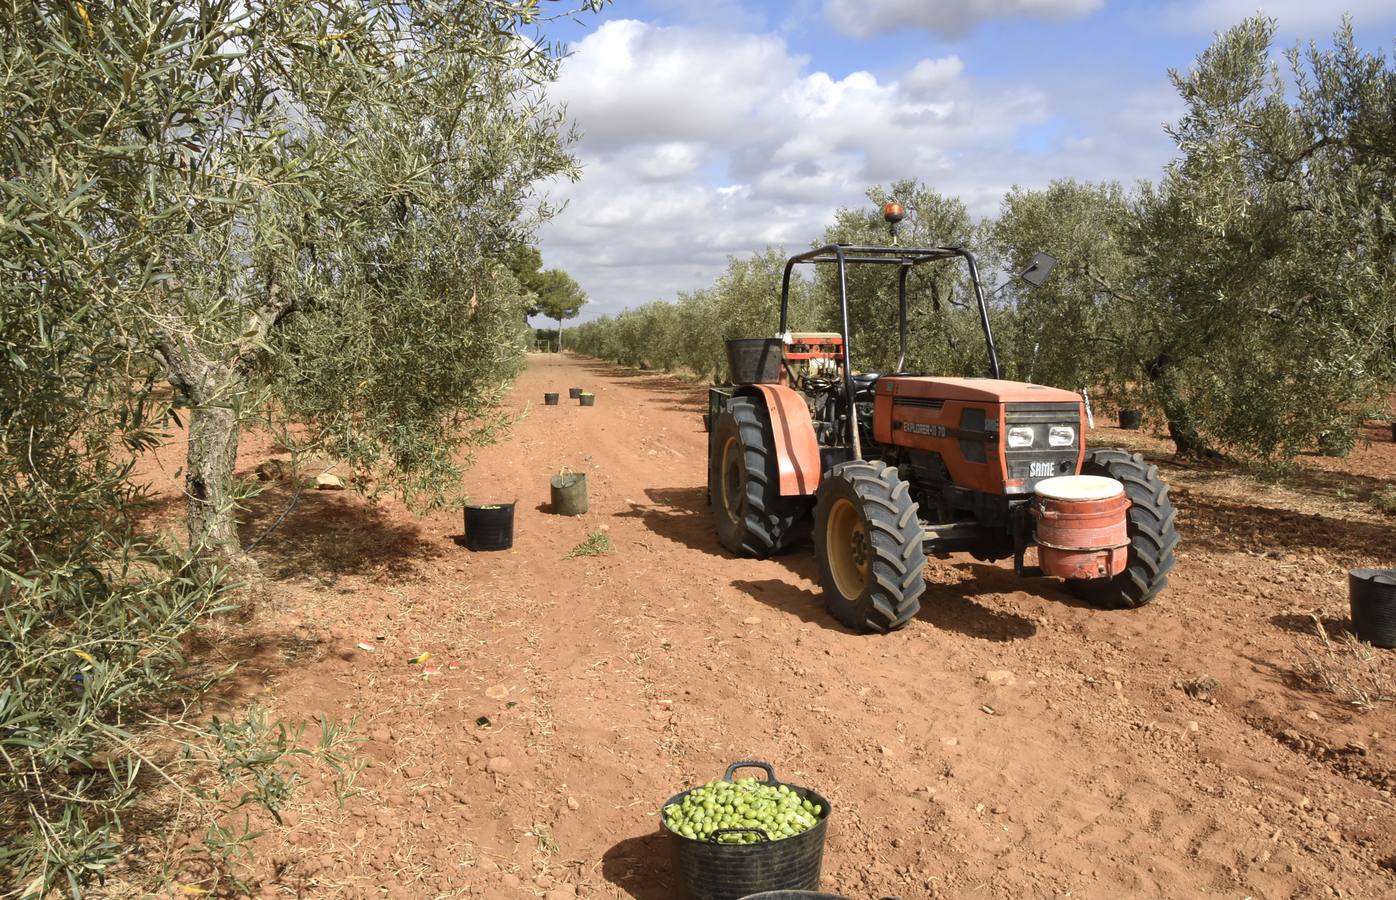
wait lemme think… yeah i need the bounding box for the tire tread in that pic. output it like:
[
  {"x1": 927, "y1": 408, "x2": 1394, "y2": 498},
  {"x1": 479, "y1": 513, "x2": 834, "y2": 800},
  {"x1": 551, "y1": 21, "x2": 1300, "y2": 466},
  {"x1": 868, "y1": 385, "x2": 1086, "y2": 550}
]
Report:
[
  {"x1": 814, "y1": 461, "x2": 926, "y2": 632},
  {"x1": 709, "y1": 397, "x2": 811, "y2": 558}
]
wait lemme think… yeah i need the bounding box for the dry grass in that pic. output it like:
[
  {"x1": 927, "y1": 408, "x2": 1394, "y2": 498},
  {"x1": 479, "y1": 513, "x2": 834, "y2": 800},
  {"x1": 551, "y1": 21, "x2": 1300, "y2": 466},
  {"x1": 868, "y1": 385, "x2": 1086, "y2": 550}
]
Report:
[
  {"x1": 565, "y1": 531, "x2": 612, "y2": 559},
  {"x1": 1295, "y1": 614, "x2": 1395, "y2": 711}
]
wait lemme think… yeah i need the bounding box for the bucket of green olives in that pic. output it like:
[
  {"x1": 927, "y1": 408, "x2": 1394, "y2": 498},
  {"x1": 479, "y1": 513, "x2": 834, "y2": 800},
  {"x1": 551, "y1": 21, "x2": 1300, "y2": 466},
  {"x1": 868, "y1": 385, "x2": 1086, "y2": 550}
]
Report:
[{"x1": 660, "y1": 761, "x2": 831, "y2": 900}]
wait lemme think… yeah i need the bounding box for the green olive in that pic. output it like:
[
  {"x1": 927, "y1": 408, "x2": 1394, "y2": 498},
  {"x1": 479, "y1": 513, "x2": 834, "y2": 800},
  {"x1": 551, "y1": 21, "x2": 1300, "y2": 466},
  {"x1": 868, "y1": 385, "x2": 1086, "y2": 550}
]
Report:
[{"x1": 665, "y1": 779, "x2": 824, "y2": 842}]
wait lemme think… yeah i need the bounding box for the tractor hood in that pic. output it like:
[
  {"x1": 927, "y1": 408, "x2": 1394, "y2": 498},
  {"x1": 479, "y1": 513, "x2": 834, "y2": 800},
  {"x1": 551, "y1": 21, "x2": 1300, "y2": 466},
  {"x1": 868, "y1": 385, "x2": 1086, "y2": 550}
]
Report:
[{"x1": 878, "y1": 376, "x2": 1082, "y2": 405}]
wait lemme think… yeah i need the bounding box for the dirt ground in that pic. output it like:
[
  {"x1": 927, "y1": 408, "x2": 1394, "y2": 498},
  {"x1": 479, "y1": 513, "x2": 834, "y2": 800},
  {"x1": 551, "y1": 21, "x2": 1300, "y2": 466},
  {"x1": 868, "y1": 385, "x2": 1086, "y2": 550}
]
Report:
[{"x1": 131, "y1": 353, "x2": 1395, "y2": 899}]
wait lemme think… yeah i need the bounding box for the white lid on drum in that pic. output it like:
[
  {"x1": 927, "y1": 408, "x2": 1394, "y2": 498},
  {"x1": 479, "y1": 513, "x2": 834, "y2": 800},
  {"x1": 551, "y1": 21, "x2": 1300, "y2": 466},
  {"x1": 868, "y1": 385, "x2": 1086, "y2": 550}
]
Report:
[{"x1": 1034, "y1": 475, "x2": 1125, "y2": 502}]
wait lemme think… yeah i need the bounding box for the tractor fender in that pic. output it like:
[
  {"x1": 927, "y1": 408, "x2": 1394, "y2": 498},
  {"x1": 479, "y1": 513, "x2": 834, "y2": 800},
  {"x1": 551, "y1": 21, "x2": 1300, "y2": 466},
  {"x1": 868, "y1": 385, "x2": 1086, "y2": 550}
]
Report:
[{"x1": 737, "y1": 384, "x2": 821, "y2": 496}]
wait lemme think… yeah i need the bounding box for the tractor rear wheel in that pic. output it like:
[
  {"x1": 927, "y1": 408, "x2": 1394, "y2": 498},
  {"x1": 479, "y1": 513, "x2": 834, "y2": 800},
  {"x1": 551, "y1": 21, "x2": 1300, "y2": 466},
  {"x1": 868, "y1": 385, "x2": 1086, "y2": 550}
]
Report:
[
  {"x1": 709, "y1": 396, "x2": 811, "y2": 558},
  {"x1": 1066, "y1": 448, "x2": 1179, "y2": 609},
  {"x1": 813, "y1": 461, "x2": 925, "y2": 633}
]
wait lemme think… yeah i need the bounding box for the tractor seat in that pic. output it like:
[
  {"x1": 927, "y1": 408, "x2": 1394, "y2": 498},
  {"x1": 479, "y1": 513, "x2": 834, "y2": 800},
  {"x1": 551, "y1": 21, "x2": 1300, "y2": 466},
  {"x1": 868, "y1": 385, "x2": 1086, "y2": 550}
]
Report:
[{"x1": 851, "y1": 372, "x2": 880, "y2": 401}]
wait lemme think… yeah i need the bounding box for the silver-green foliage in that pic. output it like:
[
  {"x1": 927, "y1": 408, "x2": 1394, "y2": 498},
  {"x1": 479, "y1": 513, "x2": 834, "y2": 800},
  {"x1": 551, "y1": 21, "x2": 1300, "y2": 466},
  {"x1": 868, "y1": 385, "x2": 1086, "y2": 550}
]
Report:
[
  {"x1": 993, "y1": 19, "x2": 1395, "y2": 460},
  {"x1": 1, "y1": 0, "x2": 593, "y2": 567},
  {"x1": 0, "y1": 167, "x2": 228, "y2": 892},
  {"x1": 1141, "y1": 16, "x2": 1396, "y2": 458},
  {"x1": 991, "y1": 180, "x2": 1140, "y2": 398},
  {"x1": 1, "y1": 0, "x2": 593, "y2": 892}
]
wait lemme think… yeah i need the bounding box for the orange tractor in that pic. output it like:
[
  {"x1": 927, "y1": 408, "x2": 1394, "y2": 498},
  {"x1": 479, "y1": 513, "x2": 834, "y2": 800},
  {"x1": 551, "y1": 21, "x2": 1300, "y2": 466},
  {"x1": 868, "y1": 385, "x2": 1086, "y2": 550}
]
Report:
[{"x1": 707, "y1": 210, "x2": 1178, "y2": 633}]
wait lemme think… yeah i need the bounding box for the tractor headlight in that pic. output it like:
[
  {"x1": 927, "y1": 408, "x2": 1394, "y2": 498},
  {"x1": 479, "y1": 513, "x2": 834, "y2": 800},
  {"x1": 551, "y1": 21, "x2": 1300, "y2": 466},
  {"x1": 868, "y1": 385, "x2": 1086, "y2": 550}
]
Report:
[
  {"x1": 1047, "y1": 425, "x2": 1076, "y2": 448},
  {"x1": 1006, "y1": 426, "x2": 1035, "y2": 449}
]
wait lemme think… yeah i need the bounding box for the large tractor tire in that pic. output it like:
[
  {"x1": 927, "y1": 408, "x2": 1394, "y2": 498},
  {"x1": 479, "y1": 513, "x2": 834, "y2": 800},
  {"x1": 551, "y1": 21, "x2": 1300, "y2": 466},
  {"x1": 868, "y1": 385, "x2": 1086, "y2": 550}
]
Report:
[
  {"x1": 813, "y1": 461, "x2": 925, "y2": 633},
  {"x1": 1067, "y1": 448, "x2": 1179, "y2": 609},
  {"x1": 709, "y1": 396, "x2": 811, "y2": 558}
]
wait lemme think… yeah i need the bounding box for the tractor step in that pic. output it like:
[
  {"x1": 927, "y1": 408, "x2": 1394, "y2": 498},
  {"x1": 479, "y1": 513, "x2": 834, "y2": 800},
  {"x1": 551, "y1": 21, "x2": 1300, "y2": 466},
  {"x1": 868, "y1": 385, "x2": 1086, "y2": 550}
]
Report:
[{"x1": 922, "y1": 521, "x2": 995, "y2": 555}]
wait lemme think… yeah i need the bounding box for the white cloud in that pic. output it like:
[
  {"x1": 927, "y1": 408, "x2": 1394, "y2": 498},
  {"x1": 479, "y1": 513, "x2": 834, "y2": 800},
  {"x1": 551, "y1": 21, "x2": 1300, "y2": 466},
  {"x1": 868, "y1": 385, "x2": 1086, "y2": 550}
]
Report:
[
  {"x1": 903, "y1": 56, "x2": 968, "y2": 98},
  {"x1": 536, "y1": 18, "x2": 1174, "y2": 320},
  {"x1": 824, "y1": 0, "x2": 1103, "y2": 39},
  {"x1": 553, "y1": 20, "x2": 803, "y2": 150},
  {"x1": 1166, "y1": 1, "x2": 1396, "y2": 33},
  {"x1": 634, "y1": 142, "x2": 707, "y2": 181}
]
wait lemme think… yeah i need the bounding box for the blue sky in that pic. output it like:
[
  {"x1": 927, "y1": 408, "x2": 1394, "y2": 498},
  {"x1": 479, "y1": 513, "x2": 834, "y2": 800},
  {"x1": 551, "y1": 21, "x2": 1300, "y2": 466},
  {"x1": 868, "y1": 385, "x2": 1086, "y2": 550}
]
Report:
[{"x1": 534, "y1": 1, "x2": 1395, "y2": 322}]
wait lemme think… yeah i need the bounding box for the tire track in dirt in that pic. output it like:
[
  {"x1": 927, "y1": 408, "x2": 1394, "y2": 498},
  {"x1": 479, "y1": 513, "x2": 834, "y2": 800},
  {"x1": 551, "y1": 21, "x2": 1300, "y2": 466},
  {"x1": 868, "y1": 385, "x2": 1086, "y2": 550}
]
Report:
[{"x1": 143, "y1": 353, "x2": 1393, "y2": 899}]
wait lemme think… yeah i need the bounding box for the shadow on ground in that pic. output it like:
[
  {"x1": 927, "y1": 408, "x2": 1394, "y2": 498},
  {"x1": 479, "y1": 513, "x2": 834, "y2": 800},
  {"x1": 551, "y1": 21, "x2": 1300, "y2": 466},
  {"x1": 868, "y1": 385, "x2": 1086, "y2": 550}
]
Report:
[
  {"x1": 633, "y1": 487, "x2": 1069, "y2": 639},
  {"x1": 1269, "y1": 612, "x2": 1354, "y2": 637},
  {"x1": 920, "y1": 563, "x2": 1043, "y2": 641},
  {"x1": 574, "y1": 358, "x2": 710, "y2": 400},
  {"x1": 1175, "y1": 488, "x2": 1394, "y2": 559},
  {"x1": 602, "y1": 831, "x2": 673, "y2": 900},
  {"x1": 732, "y1": 575, "x2": 847, "y2": 632},
  {"x1": 618, "y1": 486, "x2": 722, "y2": 555},
  {"x1": 726, "y1": 549, "x2": 1053, "y2": 641},
  {"x1": 237, "y1": 481, "x2": 446, "y2": 583}
]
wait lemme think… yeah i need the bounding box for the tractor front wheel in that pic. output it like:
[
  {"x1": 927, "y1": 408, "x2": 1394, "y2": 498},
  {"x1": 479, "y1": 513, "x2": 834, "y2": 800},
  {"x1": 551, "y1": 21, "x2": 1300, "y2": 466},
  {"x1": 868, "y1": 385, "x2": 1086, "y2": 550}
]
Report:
[
  {"x1": 1066, "y1": 448, "x2": 1179, "y2": 609},
  {"x1": 813, "y1": 461, "x2": 925, "y2": 633},
  {"x1": 709, "y1": 396, "x2": 811, "y2": 558}
]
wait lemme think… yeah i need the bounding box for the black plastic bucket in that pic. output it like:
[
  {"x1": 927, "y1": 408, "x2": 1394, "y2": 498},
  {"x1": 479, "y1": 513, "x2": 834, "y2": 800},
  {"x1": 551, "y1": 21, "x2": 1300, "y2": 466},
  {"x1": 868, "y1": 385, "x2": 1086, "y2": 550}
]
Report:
[
  {"x1": 662, "y1": 761, "x2": 830, "y2": 900},
  {"x1": 703, "y1": 414, "x2": 713, "y2": 433},
  {"x1": 726, "y1": 339, "x2": 783, "y2": 385},
  {"x1": 1350, "y1": 569, "x2": 1396, "y2": 649},
  {"x1": 550, "y1": 472, "x2": 587, "y2": 516},
  {"x1": 580, "y1": 393, "x2": 596, "y2": 407},
  {"x1": 463, "y1": 502, "x2": 515, "y2": 551},
  {"x1": 544, "y1": 392, "x2": 560, "y2": 406},
  {"x1": 1118, "y1": 409, "x2": 1143, "y2": 429},
  {"x1": 569, "y1": 387, "x2": 584, "y2": 399}
]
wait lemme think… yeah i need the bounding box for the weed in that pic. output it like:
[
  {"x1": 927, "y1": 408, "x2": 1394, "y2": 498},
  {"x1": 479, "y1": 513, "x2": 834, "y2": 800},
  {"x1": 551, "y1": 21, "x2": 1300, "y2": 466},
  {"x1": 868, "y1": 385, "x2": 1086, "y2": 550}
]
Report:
[
  {"x1": 565, "y1": 531, "x2": 611, "y2": 559},
  {"x1": 1294, "y1": 614, "x2": 1394, "y2": 711},
  {"x1": 1370, "y1": 485, "x2": 1396, "y2": 517},
  {"x1": 1181, "y1": 675, "x2": 1219, "y2": 700},
  {"x1": 529, "y1": 823, "x2": 560, "y2": 855}
]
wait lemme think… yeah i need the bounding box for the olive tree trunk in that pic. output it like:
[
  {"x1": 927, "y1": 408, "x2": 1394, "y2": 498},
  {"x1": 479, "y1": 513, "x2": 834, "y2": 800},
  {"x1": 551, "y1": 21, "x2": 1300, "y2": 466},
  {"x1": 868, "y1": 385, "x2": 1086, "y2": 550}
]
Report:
[
  {"x1": 1145, "y1": 354, "x2": 1215, "y2": 458},
  {"x1": 153, "y1": 288, "x2": 293, "y2": 581},
  {"x1": 185, "y1": 395, "x2": 249, "y2": 572}
]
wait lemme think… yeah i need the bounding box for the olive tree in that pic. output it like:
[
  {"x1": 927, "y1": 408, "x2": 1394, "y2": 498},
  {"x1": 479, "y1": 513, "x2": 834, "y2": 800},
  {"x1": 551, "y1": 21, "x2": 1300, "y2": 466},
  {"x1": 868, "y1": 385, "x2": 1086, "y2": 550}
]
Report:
[
  {"x1": 1132, "y1": 15, "x2": 1395, "y2": 459},
  {"x1": 1, "y1": 1, "x2": 602, "y2": 890},
  {"x1": 2, "y1": 1, "x2": 600, "y2": 578},
  {"x1": 994, "y1": 19, "x2": 1395, "y2": 460},
  {"x1": 991, "y1": 178, "x2": 1224, "y2": 455},
  {"x1": 0, "y1": 152, "x2": 227, "y2": 891},
  {"x1": 991, "y1": 180, "x2": 1128, "y2": 386}
]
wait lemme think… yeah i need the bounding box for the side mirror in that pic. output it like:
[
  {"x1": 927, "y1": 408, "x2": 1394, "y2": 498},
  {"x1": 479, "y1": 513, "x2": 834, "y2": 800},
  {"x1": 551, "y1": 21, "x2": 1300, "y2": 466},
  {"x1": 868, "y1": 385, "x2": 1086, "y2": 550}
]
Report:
[{"x1": 1019, "y1": 252, "x2": 1057, "y2": 288}]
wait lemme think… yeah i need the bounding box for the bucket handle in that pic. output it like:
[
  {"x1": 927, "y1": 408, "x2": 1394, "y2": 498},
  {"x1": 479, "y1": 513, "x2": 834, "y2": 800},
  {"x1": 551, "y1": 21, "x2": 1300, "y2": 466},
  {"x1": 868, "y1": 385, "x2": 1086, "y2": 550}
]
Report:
[
  {"x1": 463, "y1": 498, "x2": 520, "y2": 510},
  {"x1": 723, "y1": 760, "x2": 779, "y2": 785},
  {"x1": 707, "y1": 827, "x2": 770, "y2": 844}
]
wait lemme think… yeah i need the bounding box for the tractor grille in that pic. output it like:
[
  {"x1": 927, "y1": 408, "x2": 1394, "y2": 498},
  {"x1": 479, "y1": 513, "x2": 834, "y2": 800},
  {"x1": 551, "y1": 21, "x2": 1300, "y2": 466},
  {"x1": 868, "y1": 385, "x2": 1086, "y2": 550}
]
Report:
[
  {"x1": 1004, "y1": 402, "x2": 1080, "y2": 494},
  {"x1": 892, "y1": 396, "x2": 946, "y2": 410}
]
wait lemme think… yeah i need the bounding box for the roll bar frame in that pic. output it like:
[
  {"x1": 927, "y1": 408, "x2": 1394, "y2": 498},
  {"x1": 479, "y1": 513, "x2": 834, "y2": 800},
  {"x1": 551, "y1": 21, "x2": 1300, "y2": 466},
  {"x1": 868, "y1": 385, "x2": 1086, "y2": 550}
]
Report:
[{"x1": 776, "y1": 244, "x2": 1002, "y2": 457}]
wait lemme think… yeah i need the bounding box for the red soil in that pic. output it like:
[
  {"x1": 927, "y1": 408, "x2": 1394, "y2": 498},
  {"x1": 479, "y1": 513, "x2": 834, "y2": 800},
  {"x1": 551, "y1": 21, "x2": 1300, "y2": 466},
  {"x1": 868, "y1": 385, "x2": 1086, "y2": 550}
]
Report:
[{"x1": 130, "y1": 353, "x2": 1395, "y2": 899}]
